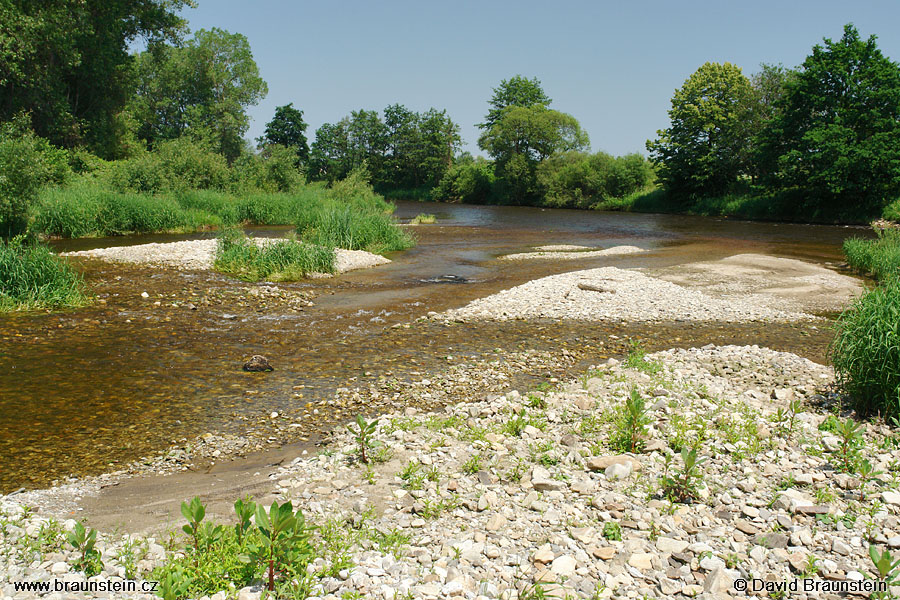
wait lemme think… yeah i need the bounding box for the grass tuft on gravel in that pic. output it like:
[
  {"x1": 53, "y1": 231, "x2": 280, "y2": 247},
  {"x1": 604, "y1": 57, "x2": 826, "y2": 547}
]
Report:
[
  {"x1": 844, "y1": 228, "x2": 900, "y2": 283},
  {"x1": 213, "y1": 228, "x2": 335, "y2": 282}
]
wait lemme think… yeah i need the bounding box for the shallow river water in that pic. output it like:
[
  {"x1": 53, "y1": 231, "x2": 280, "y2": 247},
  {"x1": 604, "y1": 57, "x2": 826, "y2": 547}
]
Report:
[{"x1": 0, "y1": 202, "x2": 867, "y2": 491}]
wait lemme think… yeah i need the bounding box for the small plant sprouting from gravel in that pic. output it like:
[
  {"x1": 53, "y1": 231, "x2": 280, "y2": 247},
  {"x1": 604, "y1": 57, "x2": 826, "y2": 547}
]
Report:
[
  {"x1": 610, "y1": 388, "x2": 650, "y2": 453},
  {"x1": 68, "y1": 521, "x2": 103, "y2": 577},
  {"x1": 624, "y1": 340, "x2": 662, "y2": 375},
  {"x1": 858, "y1": 459, "x2": 884, "y2": 501},
  {"x1": 869, "y1": 545, "x2": 900, "y2": 600},
  {"x1": 602, "y1": 521, "x2": 622, "y2": 541},
  {"x1": 660, "y1": 448, "x2": 706, "y2": 503},
  {"x1": 348, "y1": 415, "x2": 381, "y2": 464}
]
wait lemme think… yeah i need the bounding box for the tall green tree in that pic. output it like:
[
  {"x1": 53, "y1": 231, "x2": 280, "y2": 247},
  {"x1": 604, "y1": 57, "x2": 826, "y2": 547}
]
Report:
[
  {"x1": 479, "y1": 75, "x2": 551, "y2": 130},
  {"x1": 647, "y1": 62, "x2": 754, "y2": 199},
  {"x1": 758, "y1": 24, "x2": 900, "y2": 215},
  {"x1": 479, "y1": 105, "x2": 589, "y2": 203},
  {"x1": 129, "y1": 27, "x2": 268, "y2": 162},
  {"x1": 260, "y1": 103, "x2": 309, "y2": 165},
  {"x1": 0, "y1": 0, "x2": 192, "y2": 157}
]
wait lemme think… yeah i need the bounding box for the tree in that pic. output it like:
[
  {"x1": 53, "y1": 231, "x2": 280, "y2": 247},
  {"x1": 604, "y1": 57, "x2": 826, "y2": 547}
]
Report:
[
  {"x1": 479, "y1": 106, "x2": 589, "y2": 203},
  {"x1": 0, "y1": 0, "x2": 193, "y2": 157},
  {"x1": 745, "y1": 64, "x2": 798, "y2": 181},
  {"x1": 758, "y1": 24, "x2": 900, "y2": 215},
  {"x1": 260, "y1": 103, "x2": 309, "y2": 165},
  {"x1": 129, "y1": 28, "x2": 268, "y2": 162},
  {"x1": 646, "y1": 62, "x2": 754, "y2": 199},
  {"x1": 480, "y1": 75, "x2": 552, "y2": 130}
]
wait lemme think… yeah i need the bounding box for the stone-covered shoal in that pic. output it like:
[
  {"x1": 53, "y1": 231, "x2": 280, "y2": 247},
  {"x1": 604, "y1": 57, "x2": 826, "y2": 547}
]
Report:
[{"x1": 2, "y1": 345, "x2": 897, "y2": 600}]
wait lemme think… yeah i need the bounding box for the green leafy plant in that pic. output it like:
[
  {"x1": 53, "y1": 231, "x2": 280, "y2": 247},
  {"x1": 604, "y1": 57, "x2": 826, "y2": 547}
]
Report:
[
  {"x1": 67, "y1": 522, "x2": 103, "y2": 577},
  {"x1": 833, "y1": 418, "x2": 864, "y2": 473},
  {"x1": 602, "y1": 521, "x2": 622, "y2": 541},
  {"x1": 233, "y1": 498, "x2": 256, "y2": 545},
  {"x1": 869, "y1": 545, "x2": 900, "y2": 600},
  {"x1": 180, "y1": 497, "x2": 223, "y2": 565},
  {"x1": 611, "y1": 388, "x2": 650, "y2": 453},
  {"x1": 660, "y1": 448, "x2": 706, "y2": 503},
  {"x1": 858, "y1": 460, "x2": 884, "y2": 501},
  {"x1": 244, "y1": 500, "x2": 313, "y2": 592},
  {"x1": 624, "y1": 340, "x2": 661, "y2": 374},
  {"x1": 348, "y1": 415, "x2": 381, "y2": 464},
  {"x1": 461, "y1": 453, "x2": 483, "y2": 475}
]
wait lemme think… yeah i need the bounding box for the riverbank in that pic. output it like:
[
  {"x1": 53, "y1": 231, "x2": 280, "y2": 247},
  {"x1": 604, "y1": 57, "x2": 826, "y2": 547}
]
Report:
[{"x1": 2, "y1": 344, "x2": 894, "y2": 599}]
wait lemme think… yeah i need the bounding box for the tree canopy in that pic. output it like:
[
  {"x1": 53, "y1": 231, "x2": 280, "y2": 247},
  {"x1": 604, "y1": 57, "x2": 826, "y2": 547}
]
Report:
[
  {"x1": 646, "y1": 62, "x2": 754, "y2": 199},
  {"x1": 129, "y1": 27, "x2": 268, "y2": 162},
  {"x1": 0, "y1": 0, "x2": 193, "y2": 157},
  {"x1": 479, "y1": 75, "x2": 552, "y2": 131},
  {"x1": 261, "y1": 103, "x2": 309, "y2": 165},
  {"x1": 758, "y1": 24, "x2": 900, "y2": 214}
]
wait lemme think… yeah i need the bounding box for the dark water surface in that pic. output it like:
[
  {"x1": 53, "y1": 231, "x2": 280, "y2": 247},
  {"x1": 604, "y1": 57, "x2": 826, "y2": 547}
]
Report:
[{"x1": 0, "y1": 203, "x2": 866, "y2": 491}]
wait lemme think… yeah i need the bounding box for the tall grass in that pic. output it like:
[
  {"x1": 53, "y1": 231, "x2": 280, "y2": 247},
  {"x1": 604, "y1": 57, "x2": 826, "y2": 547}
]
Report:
[
  {"x1": 213, "y1": 228, "x2": 335, "y2": 282},
  {"x1": 844, "y1": 228, "x2": 900, "y2": 282},
  {"x1": 831, "y1": 277, "x2": 900, "y2": 418},
  {"x1": 31, "y1": 177, "x2": 414, "y2": 255},
  {"x1": 0, "y1": 238, "x2": 89, "y2": 311}
]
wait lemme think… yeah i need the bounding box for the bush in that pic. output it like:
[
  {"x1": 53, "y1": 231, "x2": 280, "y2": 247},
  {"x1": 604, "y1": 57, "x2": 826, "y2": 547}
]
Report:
[
  {"x1": 0, "y1": 118, "x2": 71, "y2": 238},
  {"x1": 432, "y1": 158, "x2": 496, "y2": 204},
  {"x1": 536, "y1": 151, "x2": 656, "y2": 209},
  {"x1": 106, "y1": 138, "x2": 230, "y2": 194},
  {"x1": 844, "y1": 228, "x2": 900, "y2": 282},
  {"x1": 0, "y1": 237, "x2": 88, "y2": 310},
  {"x1": 213, "y1": 228, "x2": 335, "y2": 281},
  {"x1": 831, "y1": 277, "x2": 900, "y2": 418}
]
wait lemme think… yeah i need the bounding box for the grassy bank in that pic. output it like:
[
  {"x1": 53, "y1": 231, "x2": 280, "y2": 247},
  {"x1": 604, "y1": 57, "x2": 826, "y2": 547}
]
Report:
[
  {"x1": 0, "y1": 238, "x2": 89, "y2": 311},
  {"x1": 844, "y1": 228, "x2": 900, "y2": 282},
  {"x1": 213, "y1": 229, "x2": 335, "y2": 281}
]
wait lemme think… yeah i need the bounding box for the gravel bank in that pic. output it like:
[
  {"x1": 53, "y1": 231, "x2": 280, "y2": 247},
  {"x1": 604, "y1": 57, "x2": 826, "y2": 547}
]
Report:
[
  {"x1": 501, "y1": 245, "x2": 646, "y2": 261},
  {"x1": 62, "y1": 239, "x2": 390, "y2": 275},
  {"x1": 434, "y1": 267, "x2": 816, "y2": 323},
  {"x1": 2, "y1": 345, "x2": 895, "y2": 599}
]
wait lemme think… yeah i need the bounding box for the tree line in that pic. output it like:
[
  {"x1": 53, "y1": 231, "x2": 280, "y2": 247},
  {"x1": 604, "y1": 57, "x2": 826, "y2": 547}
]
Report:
[
  {"x1": 647, "y1": 24, "x2": 900, "y2": 220},
  {"x1": 2, "y1": 2, "x2": 898, "y2": 226}
]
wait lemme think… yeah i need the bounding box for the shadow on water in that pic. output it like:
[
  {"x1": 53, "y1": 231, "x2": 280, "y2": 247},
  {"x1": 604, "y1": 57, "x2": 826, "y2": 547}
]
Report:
[{"x1": 0, "y1": 201, "x2": 864, "y2": 491}]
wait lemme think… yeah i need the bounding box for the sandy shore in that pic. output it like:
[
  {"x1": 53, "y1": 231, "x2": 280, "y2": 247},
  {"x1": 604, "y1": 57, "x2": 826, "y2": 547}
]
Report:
[{"x1": 62, "y1": 239, "x2": 390, "y2": 275}]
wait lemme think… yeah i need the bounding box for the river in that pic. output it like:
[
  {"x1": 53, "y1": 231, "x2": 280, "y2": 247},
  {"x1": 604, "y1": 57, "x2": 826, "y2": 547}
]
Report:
[{"x1": 0, "y1": 202, "x2": 867, "y2": 492}]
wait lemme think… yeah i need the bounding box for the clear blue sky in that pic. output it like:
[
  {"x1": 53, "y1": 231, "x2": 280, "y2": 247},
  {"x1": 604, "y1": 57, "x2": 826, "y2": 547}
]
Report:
[{"x1": 178, "y1": 0, "x2": 900, "y2": 157}]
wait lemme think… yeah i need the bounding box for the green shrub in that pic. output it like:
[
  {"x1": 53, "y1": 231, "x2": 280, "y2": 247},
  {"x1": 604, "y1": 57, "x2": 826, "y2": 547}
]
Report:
[
  {"x1": 844, "y1": 228, "x2": 900, "y2": 282},
  {"x1": 0, "y1": 237, "x2": 88, "y2": 311},
  {"x1": 536, "y1": 151, "x2": 655, "y2": 209},
  {"x1": 0, "y1": 118, "x2": 72, "y2": 238},
  {"x1": 106, "y1": 138, "x2": 229, "y2": 194},
  {"x1": 213, "y1": 228, "x2": 335, "y2": 281},
  {"x1": 831, "y1": 277, "x2": 900, "y2": 418},
  {"x1": 432, "y1": 158, "x2": 496, "y2": 204},
  {"x1": 884, "y1": 200, "x2": 900, "y2": 222}
]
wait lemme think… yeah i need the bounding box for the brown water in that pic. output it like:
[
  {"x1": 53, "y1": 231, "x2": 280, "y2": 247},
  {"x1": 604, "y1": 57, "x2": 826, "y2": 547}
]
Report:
[{"x1": 0, "y1": 203, "x2": 867, "y2": 491}]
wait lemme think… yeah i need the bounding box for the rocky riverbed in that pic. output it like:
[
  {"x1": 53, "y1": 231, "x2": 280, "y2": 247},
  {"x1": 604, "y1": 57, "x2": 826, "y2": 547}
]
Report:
[{"x1": 2, "y1": 345, "x2": 897, "y2": 599}]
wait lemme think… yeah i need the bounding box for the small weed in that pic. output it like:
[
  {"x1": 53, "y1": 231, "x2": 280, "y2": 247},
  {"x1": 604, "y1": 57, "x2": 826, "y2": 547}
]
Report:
[
  {"x1": 348, "y1": 415, "x2": 381, "y2": 464},
  {"x1": 610, "y1": 388, "x2": 650, "y2": 453},
  {"x1": 67, "y1": 522, "x2": 103, "y2": 577},
  {"x1": 870, "y1": 545, "x2": 900, "y2": 599},
  {"x1": 660, "y1": 448, "x2": 706, "y2": 503},
  {"x1": 461, "y1": 454, "x2": 483, "y2": 475},
  {"x1": 624, "y1": 340, "x2": 661, "y2": 374},
  {"x1": 602, "y1": 521, "x2": 622, "y2": 541}
]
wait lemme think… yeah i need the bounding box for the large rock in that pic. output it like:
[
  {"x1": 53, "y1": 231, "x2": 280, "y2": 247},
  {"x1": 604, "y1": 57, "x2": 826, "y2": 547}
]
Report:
[
  {"x1": 531, "y1": 466, "x2": 566, "y2": 491},
  {"x1": 587, "y1": 455, "x2": 643, "y2": 472},
  {"x1": 243, "y1": 355, "x2": 274, "y2": 372}
]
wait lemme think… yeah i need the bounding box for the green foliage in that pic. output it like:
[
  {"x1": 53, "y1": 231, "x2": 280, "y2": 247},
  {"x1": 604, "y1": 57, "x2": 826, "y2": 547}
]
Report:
[
  {"x1": 0, "y1": 118, "x2": 71, "y2": 238},
  {"x1": 858, "y1": 460, "x2": 883, "y2": 501},
  {"x1": 660, "y1": 448, "x2": 706, "y2": 503},
  {"x1": 0, "y1": 0, "x2": 192, "y2": 156},
  {"x1": 647, "y1": 62, "x2": 755, "y2": 200},
  {"x1": 106, "y1": 138, "x2": 231, "y2": 194},
  {"x1": 261, "y1": 103, "x2": 309, "y2": 164},
  {"x1": 830, "y1": 418, "x2": 864, "y2": 473},
  {"x1": 869, "y1": 545, "x2": 900, "y2": 599},
  {"x1": 610, "y1": 389, "x2": 651, "y2": 453},
  {"x1": 308, "y1": 104, "x2": 461, "y2": 191},
  {"x1": 845, "y1": 229, "x2": 900, "y2": 282},
  {"x1": 348, "y1": 415, "x2": 381, "y2": 464},
  {"x1": 213, "y1": 228, "x2": 335, "y2": 282},
  {"x1": 130, "y1": 28, "x2": 268, "y2": 162},
  {"x1": 297, "y1": 169, "x2": 415, "y2": 253},
  {"x1": 602, "y1": 521, "x2": 622, "y2": 541},
  {"x1": 831, "y1": 277, "x2": 900, "y2": 417},
  {"x1": 409, "y1": 213, "x2": 436, "y2": 225},
  {"x1": 67, "y1": 522, "x2": 103, "y2": 577},
  {"x1": 0, "y1": 237, "x2": 88, "y2": 311},
  {"x1": 479, "y1": 105, "x2": 589, "y2": 204},
  {"x1": 249, "y1": 500, "x2": 313, "y2": 592},
  {"x1": 758, "y1": 24, "x2": 900, "y2": 217},
  {"x1": 535, "y1": 151, "x2": 655, "y2": 209},
  {"x1": 479, "y1": 75, "x2": 552, "y2": 131},
  {"x1": 461, "y1": 453, "x2": 483, "y2": 475},
  {"x1": 624, "y1": 340, "x2": 661, "y2": 375},
  {"x1": 432, "y1": 156, "x2": 496, "y2": 204}
]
